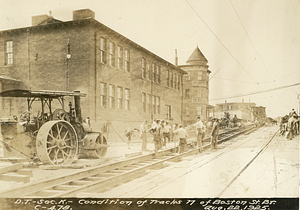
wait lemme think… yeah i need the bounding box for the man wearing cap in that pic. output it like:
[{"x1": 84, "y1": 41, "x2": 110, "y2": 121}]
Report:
[
  {"x1": 149, "y1": 119, "x2": 162, "y2": 158},
  {"x1": 210, "y1": 118, "x2": 219, "y2": 149},
  {"x1": 174, "y1": 124, "x2": 188, "y2": 153},
  {"x1": 140, "y1": 120, "x2": 148, "y2": 151},
  {"x1": 195, "y1": 116, "x2": 205, "y2": 152}
]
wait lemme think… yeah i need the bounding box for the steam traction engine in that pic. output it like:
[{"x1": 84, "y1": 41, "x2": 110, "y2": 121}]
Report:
[{"x1": 0, "y1": 89, "x2": 108, "y2": 165}]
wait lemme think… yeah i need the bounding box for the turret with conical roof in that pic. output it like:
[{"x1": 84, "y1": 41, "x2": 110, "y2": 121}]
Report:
[
  {"x1": 179, "y1": 46, "x2": 211, "y2": 124},
  {"x1": 186, "y1": 46, "x2": 208, "y2": 66}
]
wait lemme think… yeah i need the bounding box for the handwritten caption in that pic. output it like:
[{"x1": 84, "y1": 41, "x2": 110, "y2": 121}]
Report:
[{"x1": 11, "y1": 198, "x2": 282, "y2": 210}]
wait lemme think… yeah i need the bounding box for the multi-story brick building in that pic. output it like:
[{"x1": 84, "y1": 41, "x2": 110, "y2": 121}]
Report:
[
  {"x1": 179, "y1": 47, "x2": 211, "y2": 125},
  {"x1": 0, "y1": 9, "x2": 186, "y2": 139}
]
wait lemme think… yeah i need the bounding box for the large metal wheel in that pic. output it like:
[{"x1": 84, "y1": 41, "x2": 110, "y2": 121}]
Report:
[
  {"x1": 36, "y1": 120, "x2": 78, "y2": 165},
  {"x1": 79, "y1": 134, "x2": 108, "y2": 159},
  {"x1": 94, "y1": 135, "x2": 108, "y2": 158}
]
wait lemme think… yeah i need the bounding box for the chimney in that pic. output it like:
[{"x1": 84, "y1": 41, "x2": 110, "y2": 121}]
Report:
[
  {"x1": 32, "y1": 15, "x2": 52, "y2": 26},
  {"x1": 175, "y1": 49, "x2": 178, "y2": 66},
  {"x1": 73, "y1": 9, "x2": 95, "y2": 20}
]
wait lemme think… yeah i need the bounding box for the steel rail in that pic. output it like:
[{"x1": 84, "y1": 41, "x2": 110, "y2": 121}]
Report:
[
  {"x1": 217, "y1": 127, "x2": 280, "y2": 197},
  {"x1": 0, "y1": 125, "x2": 255, "y2": 198},
  {"x1": 128, "y1": 126, "x2": 271, "y2": 198}
]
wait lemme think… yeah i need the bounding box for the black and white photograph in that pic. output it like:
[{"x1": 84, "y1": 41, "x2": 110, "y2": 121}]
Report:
[{"x1": 0, "y1": 0, "x2": 299, "y2": 209}]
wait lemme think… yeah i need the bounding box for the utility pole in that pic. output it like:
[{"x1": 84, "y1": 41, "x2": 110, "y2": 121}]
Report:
[
  {"x1": 66, "y1": 39, "x2": 71, "y2": 91},
  {"x1": 150, "y1": 63, "x2": 153, "y2": 121}
]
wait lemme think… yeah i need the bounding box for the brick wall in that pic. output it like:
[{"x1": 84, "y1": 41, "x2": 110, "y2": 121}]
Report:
[{"x1": 0, "y1": 19, "x2": 185, "y2": 142}]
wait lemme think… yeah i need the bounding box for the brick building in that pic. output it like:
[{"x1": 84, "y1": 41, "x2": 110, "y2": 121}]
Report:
[
  {"x1": 0, "y1": 9, "x2": 186, "y2": 140},
  {"x1": 179, "y1": 47, "x2": 211, "y2": 125},
  {"x1": 251, "y1": 106, "x2": 266, "y2": 121},
  {"x1": 213, "y1": 100, "x2": 256, "y2": 122}
]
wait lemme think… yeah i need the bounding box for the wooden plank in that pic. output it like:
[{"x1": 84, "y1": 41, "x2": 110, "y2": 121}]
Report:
[
  {"x1": 0, "y1": 163, "x2": 23, "y2": 174},
  {"x1": 0, "y1": 173, "x2": 30, "y2": 183},
  {"x1": 16, "y1": 169, "x2": 33, "y2": 177}
]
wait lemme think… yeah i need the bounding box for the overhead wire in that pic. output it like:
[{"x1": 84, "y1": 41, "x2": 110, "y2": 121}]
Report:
[
  {"x1": 185, "y1": 0, "x2": 259, "y2": 85},
  {"x1": 209, "y1": 68, "x2": 220, "y2": 81},
  {"x1": 229, "y1": 0, "x2": 276, "y2": 84},
  {"x1": 209, "y1": 82, "x2": 300, "y2": 101},
  {"x1": 274, "y1": 71, "x2": 300, "y2": 81},
  {"x1": 214, "y1": 77, "x2": 257, "y2": 84}
]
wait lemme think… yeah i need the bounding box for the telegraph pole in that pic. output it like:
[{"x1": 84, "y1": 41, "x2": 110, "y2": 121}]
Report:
[{"x1": 66, "y1": 39, "x2": 71, "y2": 91}]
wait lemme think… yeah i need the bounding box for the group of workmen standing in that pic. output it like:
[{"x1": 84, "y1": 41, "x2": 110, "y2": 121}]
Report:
[
  {"x1": 139, "y1": 117, "x2": 220, "y2": 158},
  {"x1": 280, "y1": 109, "x2": 299, "y2": 140}
]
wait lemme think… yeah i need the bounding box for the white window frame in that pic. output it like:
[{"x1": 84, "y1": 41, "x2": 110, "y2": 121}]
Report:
[
  {"x1": 117, "y1": 86, "x2": 123, "y2": 109},
  {"x1": 5, "y1": 41, "x2": 13, "y2": 65},
  {"x1": 108, "y1": 84, "x2": 115, "y2": 108},
  {"x1": 125, "y1": 88, "x2": 130, "y2": 110},
  {"x1": 100, "y1": 82, "x2": 106, "y2": 107},
  {"x1": 100, "y1": 38, "x2": 106, "y2": 63},
  {"x1": 117, "y1": 46, "x2": 122, "y2": 69},
  {"x1": 109, "y1": 42, "x2": 115, "y2": 67},
  {"x1": 124, "y1": 49, "x2": 130, "y2": 72},
  {"x1": 142, "y1": 58, "x2": 146, "y2": 79}
]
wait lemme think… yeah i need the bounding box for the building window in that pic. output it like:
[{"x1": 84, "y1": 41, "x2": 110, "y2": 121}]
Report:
[
  {"x1": 177, "y1": 75, "x2": 179, "y2": 90},
  {"x1": 156, "y1": 66, "x2": 161, "y2": 84},
  {"x1": 198, "y1": 93, "x2": 202, "y2": 98},
  {"x1": 198, "y1": 71, "x2": 203, "y2": 80},
  {"x1": 108, "y1": 84, "x2": 115, "y2": 108},
  {"x1": 142, "y1": 58, "x2": 146, "y2": 78},
  {"x1": 147, "y1": 94, "x2": 151, "y2": 113},
  {"x1": 5, "y1": 41, "x2": 13, "y2": 65},
  {"x1": 109, "y1": 42, "x2": 115, "y2": 67},
  {"x1": 100, "y1": 82, "x2": 107, "y2": 107},
  {"x1": 152, "y1": 63, "x2": 156, "y2": 82},
  {"x1": 186, "y1": 72, "x2": 190, "y2": 81},
  {"x1": 170, "y1": 72, "x2": 173, "y2": 88},
  {"x1": 166, "y1": 70, "x2": 170, "y2": 87},
  {"x1": 147, "y1": 61, "x2": 150, "y2": 80},
  {"x1": 184, "y1": 89, "x2": 190, "y2": 99},
  {"x1": 142, "y1": 92, "x2": 146, "y2": 112},
  {"x1": 166, "y1": 105, "x2": 172, "y2": 119},
  {"x1": 152, "y1": 95, "x2": 156, "y2": 114},
  {"x1": 173, "y1": 73, "x2": 176, "y2": 89},
  {"x1": 207, "y1": 72, "x2": 209, "y2": 81},
  {"x1": 197, "y1": 107, "x2": 202, "y2": 115},
  {"x1": 124, "y1": 49, "x2": 130, "y2": 72},
  {"x1": 228, "y1": 105, "x2": 232, "y2": 110},
  {"x1": 156, "y1": 96, "x2": 160, "y2": 114},
  {"x1": 117, "y1": 87, "x2": 123, "y2": 109},
  {"x1": 117, "y1": 46, "x2": 122, "y2": 69},
  {"x1": 192, "y1": 98, "x2": 198, "y2": 103},
  {"x1": 100, "y1": 38, "x2": 106, "y2": 63},
  {"x1": 125, "y1": 88, "x2": 130, "y2": 110},
  {"x1": 180, "y1": 76, "x2": 182, "y2": 90}
]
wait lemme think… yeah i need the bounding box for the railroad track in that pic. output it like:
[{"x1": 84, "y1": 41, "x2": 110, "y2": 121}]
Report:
[
  {"x1": 217, "y1": 127, "x2": 280, "y2": 197},
  {"x1": 123, "y1": 126, "x2": 279, "y2": 198},
  {"x1": 0, "y1": 125, "x2": 255, "y2": 198}
]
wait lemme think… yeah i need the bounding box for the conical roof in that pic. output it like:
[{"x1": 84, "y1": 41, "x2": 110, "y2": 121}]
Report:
[{"x1": 186, "y1": 46, "x2": 208, "y2": 64}]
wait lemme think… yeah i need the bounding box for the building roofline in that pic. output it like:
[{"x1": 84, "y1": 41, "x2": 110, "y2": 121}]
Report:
[
  {"x1": 215, "y1": 102, "x2": 256, "y2": 105},
  {"x1": 0, "y1": 18, "x2": 186, "y2": 74}
]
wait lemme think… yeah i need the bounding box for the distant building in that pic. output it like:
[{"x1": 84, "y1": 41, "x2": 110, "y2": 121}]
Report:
[
  {"x1": 251, "y1": 106, "x2": 266, "y2": 121},
  {"x1": 0, "y1": 9, "x2": 186, "y2": 139},
  {"x1": 179, "y1": 47, "x2": 211, "y2": 125},
  {"x1": 213, "y1": 100, "x2": 256, "y2": 122}
]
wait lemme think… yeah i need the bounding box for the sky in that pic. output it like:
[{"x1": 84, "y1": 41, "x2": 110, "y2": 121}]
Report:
[{"x1": 0, "y1": 0, "x2": 299, "y2": 118}]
